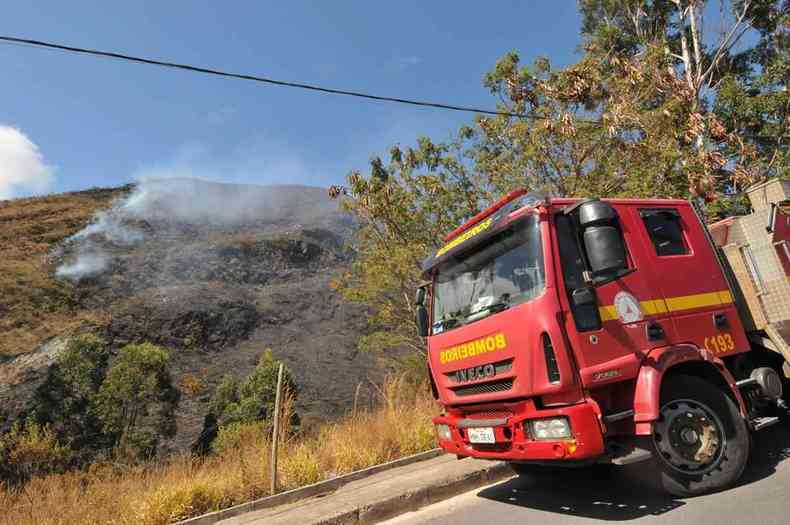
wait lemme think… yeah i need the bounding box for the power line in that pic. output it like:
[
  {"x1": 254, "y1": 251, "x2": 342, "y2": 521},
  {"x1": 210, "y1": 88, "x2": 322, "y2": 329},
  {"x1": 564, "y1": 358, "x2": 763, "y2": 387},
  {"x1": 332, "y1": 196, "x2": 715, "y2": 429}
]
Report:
[{"x1": 0, "y1": 35, "x2": 574, "y2": 121}]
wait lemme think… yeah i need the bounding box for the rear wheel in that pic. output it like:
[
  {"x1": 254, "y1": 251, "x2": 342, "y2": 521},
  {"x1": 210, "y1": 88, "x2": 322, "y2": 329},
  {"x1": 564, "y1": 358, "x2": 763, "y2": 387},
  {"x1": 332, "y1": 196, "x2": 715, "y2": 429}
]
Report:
[{"x1": 651, "y1": 375, "x2": 750, "y2": 497}]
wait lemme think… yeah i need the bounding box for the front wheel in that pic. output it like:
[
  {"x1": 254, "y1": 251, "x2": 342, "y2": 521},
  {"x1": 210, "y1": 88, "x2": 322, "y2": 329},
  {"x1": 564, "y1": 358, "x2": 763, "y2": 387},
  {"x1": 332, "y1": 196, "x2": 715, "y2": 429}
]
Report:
[{"x1": 651, "y1": 375, "x2": 750, "y2": 497}]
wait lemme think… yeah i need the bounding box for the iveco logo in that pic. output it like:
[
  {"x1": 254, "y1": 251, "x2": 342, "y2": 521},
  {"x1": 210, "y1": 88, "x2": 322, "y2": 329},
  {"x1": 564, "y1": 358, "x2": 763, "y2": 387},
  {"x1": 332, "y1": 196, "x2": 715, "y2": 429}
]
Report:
[{"x1": 455, "y1": 363, "x2": 496, "y2": 383}]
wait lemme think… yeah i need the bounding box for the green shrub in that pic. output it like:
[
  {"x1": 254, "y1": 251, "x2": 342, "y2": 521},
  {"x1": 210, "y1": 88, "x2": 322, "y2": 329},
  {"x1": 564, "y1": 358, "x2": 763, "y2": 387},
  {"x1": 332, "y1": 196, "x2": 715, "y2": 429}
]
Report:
[
  {"x1": 211, "y1": 421, "x2": 267, "y2": 455},
  {"x1": 92, "y1": 343, "x2": 179, "y2": 458},
  {"x1": 209, "y1": 350, "x2": 297, "y2": 428},
  {"x1": 0, "y1": 419, "x2": 71, "y2": 484},
  {"x1": 31, "y1": 334, "x2": 109, "y2": 450}
]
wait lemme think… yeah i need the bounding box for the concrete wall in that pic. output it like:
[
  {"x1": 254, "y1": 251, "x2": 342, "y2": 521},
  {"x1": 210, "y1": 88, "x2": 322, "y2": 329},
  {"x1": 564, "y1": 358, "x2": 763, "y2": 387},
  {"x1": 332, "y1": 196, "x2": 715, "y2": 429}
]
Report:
[{"x1": 726, "y1": 179, "x2": 790, "y2": 325}]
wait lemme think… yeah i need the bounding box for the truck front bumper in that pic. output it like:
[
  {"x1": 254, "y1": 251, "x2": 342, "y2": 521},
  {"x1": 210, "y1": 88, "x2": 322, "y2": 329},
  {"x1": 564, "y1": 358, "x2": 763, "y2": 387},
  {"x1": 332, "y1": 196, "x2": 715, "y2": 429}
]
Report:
[{"x1": 433, "y1": 399, "x2": 606, "y2": 462}]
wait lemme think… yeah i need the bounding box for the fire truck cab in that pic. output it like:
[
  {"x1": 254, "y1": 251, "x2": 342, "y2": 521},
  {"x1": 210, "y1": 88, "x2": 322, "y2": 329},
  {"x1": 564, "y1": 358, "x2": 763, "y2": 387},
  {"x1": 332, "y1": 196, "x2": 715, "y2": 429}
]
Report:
[{"x1": 416, "y1": 183, "x2": 790, "y2": 497}]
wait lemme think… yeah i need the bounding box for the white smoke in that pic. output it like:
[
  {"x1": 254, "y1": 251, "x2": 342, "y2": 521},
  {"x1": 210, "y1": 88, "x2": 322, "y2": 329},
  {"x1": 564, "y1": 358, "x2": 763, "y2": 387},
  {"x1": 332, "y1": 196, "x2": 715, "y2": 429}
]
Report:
[
  {"x1": 55, "y1": 203, "x2": 147, "y2": 281},
  {"x1": 54, "y1": 177, "x2": 336, "y2": 281},
  {"x1": 70, "y1": 209, "x2": 146, "y2": 245},
  {"x1": 55, "y1": 249, "x2": 109, "y2": 280}
]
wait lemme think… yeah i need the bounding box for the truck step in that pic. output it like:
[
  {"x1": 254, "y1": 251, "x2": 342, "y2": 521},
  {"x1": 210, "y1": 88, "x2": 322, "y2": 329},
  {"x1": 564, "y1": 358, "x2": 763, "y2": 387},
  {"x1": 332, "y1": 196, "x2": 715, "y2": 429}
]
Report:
[
  {"x1": 751, "y1": 416, "x2": 781, "y2": 431},
  {"x1": 603, "y1": 409, "x2": 634, "y2": 423},
  {"x1": 611, "y1": 447, "x2": 653, "y2": 465}
]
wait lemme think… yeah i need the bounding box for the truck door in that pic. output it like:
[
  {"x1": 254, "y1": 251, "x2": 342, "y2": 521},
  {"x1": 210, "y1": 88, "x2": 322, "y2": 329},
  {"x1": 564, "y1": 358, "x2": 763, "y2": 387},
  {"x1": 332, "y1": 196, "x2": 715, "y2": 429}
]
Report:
[
  {"x1": 553, "y1": 208, "x2": 678, "y2": 389},
  {"x1": 632, "y1": 203, "x2": 749, "y2": 357}
]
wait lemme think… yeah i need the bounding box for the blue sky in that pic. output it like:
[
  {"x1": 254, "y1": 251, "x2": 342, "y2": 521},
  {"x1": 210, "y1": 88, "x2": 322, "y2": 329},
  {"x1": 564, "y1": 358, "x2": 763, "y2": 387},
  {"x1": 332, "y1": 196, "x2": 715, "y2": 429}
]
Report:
[{"x1": 0, "y1": 2, "x2": 583, "y2": 198}]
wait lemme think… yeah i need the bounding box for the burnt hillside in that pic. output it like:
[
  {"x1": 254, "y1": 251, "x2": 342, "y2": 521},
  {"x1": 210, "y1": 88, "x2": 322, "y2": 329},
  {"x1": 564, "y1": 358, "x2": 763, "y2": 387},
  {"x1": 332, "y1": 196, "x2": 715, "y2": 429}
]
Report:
[{"x1": 0, "y1": 179, "x2": 385, "y2": 454}]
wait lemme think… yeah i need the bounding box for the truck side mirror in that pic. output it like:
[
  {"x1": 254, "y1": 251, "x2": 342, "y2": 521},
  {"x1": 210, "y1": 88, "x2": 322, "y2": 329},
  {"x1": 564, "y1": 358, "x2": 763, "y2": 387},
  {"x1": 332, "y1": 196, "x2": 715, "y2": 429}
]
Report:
[
  {"x1": 584, "y1": 226, "x2": 627, "y2": 275},
  {"x1": 416, "y1": 305, "x2": 429, "y2": 337},
  {"x1": 415, "y1": 287, "x2": 426, "y2": 306},
  {"x1": 578, "y1": 200, "x2": 628, "y2": 277}
]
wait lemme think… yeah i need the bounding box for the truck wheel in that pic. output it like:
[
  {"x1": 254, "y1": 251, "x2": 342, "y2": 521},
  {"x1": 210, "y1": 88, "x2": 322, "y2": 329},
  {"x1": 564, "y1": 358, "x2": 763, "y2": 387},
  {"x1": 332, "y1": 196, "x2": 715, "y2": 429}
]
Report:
[{"x1": 652, "y1": 375, "x2": 750, "y2": 497}]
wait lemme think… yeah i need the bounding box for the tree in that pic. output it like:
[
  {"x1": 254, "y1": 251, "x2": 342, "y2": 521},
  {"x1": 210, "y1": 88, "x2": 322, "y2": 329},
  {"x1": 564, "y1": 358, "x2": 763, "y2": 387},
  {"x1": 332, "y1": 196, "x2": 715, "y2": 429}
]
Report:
[
  {"x1": 578, "y1": 0, "x2": 786, "y2": 200},
  {"x1": 92, "y1": 343, "x2": 178, "y2": 458},
  {"x1": 716, "y1": 1, "x2": 790, "y2": 181},
  {"x1": 30, "y1": 334, "x2": 110, "y2": 451},
  {"x1": 208, "y1": 350, "x2": 297, "y2": 428}
]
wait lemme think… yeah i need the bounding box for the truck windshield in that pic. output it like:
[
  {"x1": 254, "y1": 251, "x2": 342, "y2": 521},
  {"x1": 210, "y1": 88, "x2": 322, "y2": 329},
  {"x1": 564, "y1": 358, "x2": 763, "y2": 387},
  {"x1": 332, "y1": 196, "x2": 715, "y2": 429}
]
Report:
[{"x1": 432, "y1": 215, "x2": 545, "y2": 334}]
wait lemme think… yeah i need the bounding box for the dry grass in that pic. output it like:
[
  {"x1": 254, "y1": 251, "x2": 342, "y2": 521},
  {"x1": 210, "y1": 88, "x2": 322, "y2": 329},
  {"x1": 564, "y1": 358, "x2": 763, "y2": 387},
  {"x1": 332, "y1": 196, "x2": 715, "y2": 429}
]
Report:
[
  {"x1": 0, "y1": 376, "x2": 437, "y2": 525},
  {"x1": 0, "y1": 188, "x2": 123, "y2": 357}
]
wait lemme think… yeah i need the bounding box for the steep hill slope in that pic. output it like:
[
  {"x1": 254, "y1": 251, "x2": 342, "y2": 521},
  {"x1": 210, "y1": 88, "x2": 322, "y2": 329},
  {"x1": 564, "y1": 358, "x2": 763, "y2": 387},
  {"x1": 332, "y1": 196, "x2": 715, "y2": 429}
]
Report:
[
  {"x1": 0, "y1": 186, "x2": 125, "y2": 359},
  {"x1": 0, "y1": 179, "x2": 384, "y2": 454}
]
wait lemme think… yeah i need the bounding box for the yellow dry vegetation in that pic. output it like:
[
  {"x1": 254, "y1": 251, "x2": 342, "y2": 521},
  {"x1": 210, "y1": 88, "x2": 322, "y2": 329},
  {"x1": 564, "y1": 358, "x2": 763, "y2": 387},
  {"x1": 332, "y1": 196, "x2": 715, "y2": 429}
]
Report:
[
  {"x1": 0, "y1": 188, "x2": 122, "y2": 357},
  {"x1": 0, "y1": 375, "x2": 437, "y2": 525}
]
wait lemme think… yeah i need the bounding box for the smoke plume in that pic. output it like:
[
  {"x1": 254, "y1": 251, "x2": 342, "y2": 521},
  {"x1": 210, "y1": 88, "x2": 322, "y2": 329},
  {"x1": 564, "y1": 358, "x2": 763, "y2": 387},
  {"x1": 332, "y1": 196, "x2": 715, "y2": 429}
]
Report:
[{"x1": 54, "y1": 177, "x2": 341, "y2": 281}]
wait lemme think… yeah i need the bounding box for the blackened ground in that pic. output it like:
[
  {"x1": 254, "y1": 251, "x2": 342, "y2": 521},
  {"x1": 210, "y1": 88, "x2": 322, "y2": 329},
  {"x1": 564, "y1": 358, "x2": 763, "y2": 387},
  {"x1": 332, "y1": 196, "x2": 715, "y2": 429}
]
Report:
[{"x1": 0, "y1": 182, "x2": 391, "y2": 454}]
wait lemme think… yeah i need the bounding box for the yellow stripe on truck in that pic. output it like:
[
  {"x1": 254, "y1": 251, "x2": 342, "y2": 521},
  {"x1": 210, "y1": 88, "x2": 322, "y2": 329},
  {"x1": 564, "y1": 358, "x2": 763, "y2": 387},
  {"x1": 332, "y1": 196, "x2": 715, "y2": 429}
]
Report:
[
  {"x1": 665, "y1": 291, "x2": 728, "y2": 312},
  {"x1": 597, "y1": 289, "x2": 733, "y2": 321},
  {"x1": 641, "y1": 299, "x2": 668, "y2": 315},
  {"x1": 599, "y1": 305, "x2": 618, "y2": 322}
]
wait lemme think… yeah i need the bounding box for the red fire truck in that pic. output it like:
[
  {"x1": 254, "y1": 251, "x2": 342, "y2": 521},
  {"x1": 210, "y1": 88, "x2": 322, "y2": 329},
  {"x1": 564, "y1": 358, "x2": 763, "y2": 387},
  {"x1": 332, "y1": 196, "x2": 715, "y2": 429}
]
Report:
[{"x1": 415, "y1": 179, "x2": 790, "y2": 496}]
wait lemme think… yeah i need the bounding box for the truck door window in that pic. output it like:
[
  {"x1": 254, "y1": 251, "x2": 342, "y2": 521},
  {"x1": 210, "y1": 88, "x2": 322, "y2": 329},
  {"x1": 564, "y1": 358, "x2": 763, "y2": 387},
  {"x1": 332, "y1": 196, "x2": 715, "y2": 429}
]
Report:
[
  {"x1": 555, "y1": 214, "x2": 600, "y2": 331},
  {"x1": 640, "y1": 209, "x2": 688, "y2": 256}
]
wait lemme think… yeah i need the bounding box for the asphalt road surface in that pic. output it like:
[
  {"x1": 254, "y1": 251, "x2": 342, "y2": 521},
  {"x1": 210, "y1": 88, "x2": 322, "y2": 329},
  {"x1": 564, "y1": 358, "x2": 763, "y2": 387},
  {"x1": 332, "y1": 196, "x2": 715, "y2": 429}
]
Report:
[{"x1": 384, "y1": 422, "x2": 790, "y2": 525}]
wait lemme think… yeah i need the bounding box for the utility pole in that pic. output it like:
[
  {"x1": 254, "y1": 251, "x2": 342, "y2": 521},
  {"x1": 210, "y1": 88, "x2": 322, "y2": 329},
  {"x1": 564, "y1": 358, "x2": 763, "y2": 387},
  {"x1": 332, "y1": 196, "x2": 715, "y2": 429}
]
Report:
[{"x1": 270, "y1": 362, "x2": 285, "y2": 495}]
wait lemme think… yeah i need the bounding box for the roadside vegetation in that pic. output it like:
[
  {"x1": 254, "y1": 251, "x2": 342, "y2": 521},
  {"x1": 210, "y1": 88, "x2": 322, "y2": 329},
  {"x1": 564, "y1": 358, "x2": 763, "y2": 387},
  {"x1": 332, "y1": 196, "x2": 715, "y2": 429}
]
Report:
[
  {"x1": 1, "y1": 334, "x2": 179, "y2": 483},
  {"x1": 0, "y1": 374, "x2": 435, "y2": 525}
]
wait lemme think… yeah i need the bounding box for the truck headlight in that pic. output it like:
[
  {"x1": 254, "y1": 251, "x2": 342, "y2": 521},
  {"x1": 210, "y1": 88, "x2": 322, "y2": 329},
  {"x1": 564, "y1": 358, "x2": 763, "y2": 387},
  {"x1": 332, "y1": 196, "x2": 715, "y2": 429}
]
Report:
[
  {"x1": 435, "y1": 424, "x2": 452, "y2": 441},
  {"x1": 529, "y1": 417, "x2": 572, "y2": 440}
]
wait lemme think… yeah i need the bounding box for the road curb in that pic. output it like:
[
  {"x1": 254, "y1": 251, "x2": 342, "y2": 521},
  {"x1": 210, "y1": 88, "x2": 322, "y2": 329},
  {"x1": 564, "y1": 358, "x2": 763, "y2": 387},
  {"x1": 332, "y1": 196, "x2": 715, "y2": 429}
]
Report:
[
  {"x1": 351, "y1": 461, "x2": 512, "y2": 524},
  {"x1": 176, "y1": 449, "x2": 444, "y2": 525}
]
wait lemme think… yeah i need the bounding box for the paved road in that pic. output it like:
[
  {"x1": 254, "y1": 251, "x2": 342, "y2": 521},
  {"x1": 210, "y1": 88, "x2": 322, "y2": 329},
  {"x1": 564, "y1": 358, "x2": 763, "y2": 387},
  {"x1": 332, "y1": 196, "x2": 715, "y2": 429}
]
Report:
[{"x1": 384, "y1": 423, "x2": 790, "y2": 525}]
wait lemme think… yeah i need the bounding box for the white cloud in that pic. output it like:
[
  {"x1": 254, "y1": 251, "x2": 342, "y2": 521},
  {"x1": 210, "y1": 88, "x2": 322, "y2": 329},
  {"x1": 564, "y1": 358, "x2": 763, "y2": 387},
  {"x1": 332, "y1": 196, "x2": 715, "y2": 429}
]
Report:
[{"x1": 0, "y1": 126, "x2": 54, "y2": 200}]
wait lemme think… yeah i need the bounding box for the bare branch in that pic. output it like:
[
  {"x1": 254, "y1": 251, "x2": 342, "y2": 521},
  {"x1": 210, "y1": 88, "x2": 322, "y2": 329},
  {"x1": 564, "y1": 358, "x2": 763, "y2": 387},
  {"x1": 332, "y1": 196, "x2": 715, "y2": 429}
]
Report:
[
  {"x1": 700, "y1": 0, "x2": 753, "y2": 85},
  {"x1": 673, "y1": 1, "x2": 696, "y2": 92},
  {"x1": 688, "y1": 0, "x2": 704, "y2": 84}
]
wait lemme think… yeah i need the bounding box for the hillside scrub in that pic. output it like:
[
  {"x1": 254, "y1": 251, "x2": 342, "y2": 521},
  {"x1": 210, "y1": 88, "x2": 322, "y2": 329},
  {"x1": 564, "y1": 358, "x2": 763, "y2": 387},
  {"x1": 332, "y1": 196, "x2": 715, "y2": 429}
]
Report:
[
  {"x1": 209, "y1": 349, "x2": 299, "y2": 429},
  {"x1": 0, "y1": 420, "x2": 71, "y2": 484},
  {"x1": 12, "y1": 336, "x2": 179, "y2": 473},
  {"x1": 0, "y1": 375, "x2": 436, "y2": 525},
  {"x1": 0, "y1": 187, "x2": 125, "y2": 357}
]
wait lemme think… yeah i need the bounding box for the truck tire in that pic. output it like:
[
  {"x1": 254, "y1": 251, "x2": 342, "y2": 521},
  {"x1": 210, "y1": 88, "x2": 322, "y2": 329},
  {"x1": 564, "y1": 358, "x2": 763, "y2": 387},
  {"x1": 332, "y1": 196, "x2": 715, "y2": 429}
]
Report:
[{"x1": 652, "y1": 375, "x2": 750, "y2": 497}]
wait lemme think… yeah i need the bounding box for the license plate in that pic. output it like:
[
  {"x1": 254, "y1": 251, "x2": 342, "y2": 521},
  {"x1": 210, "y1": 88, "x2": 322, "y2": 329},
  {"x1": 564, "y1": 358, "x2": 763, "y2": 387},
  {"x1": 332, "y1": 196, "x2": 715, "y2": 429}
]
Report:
[{"x1": 467, "y1": 427, "x2": 496, "y2": 444}]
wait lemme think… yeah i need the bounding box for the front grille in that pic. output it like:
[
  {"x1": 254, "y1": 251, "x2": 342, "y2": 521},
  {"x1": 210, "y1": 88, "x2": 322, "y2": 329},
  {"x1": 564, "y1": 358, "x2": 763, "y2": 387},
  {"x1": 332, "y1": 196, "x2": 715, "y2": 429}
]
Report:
[
  {"x1": 451, "y1": 378, "x2": 514, "y2": 397},
  {"x1": 472, "y1": 443, "x2": 512, "y2": 452},
  {"x1": 462, "y1": 409, "x2": 513, "y2": 420}
]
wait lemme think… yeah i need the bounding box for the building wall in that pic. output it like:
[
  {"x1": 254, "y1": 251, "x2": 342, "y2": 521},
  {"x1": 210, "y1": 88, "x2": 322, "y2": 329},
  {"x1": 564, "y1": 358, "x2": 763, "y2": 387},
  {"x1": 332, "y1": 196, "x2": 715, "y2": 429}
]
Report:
[
  {"x1": 747, "y1": 178, "x2": 790, "y2": 212},
  {"x1": 726, "y1": 179, "x2": 790, "y2": 325}
]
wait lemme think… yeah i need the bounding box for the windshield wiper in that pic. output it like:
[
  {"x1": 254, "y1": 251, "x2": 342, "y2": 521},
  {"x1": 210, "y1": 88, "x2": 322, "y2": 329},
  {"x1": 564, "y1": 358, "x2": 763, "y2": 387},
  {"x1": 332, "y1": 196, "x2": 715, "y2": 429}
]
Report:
[
  {"x1": 442, "y1": 317, "x2": 461, "y2": 329},
  {"x1": 465, "y1": 295, "x2": 511, "y2": 322}
]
